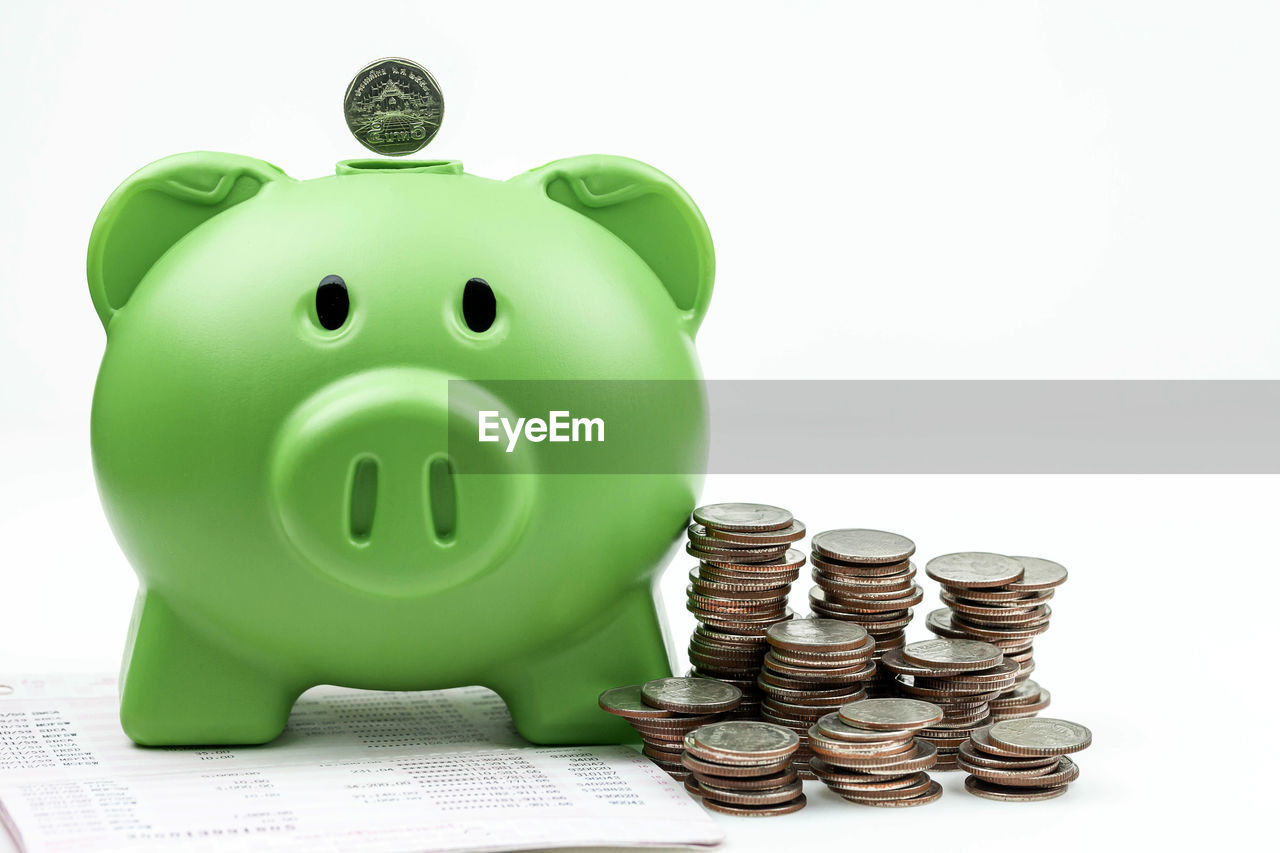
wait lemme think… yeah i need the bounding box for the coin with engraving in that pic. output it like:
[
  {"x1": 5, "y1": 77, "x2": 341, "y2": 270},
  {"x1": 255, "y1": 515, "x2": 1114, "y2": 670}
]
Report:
[
  {"x1": 641, "y1": 677, "x2": 742, "y2": 714},
  {"x1": 598, "y1": 685, "x2": 675, "y2": 719},
  {"x1": 902, "y1": 638, "x2": 1003, "y2": 671},
  {"x1": 766, "y1": 618, "x2": 869, "y2": 652},
  {"x1": 812, "y1": 529, "x2": 916, "y2": 564},
  {"x1": 837, "y1": 698, "x2": 945, "y2": 731},
  {"x1": 686, "y1": 721, "x2": 800, "y2": 764},
  {"x1": 1006, "y1": 556, "x2": 1069, "y2": 591},
  {"x1": 343, "y1": 58, "x2": 444, "y2": 156},
  {"x1": 693, "y1": 503, "x2": 793, "y2": 532},
  {"x1": 926, "y1": 552, "x2": 1025, "y2": 588},
  {"x1": 963, "y1": 775, "x2": 1069, "y2": 801},
  {"x1": 987, "y1": 718, "x2": 1092, "y2": 756}
]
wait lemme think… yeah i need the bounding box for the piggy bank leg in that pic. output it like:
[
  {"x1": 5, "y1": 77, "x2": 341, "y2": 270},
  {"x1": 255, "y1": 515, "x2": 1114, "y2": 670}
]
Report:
[
  {"x1": 119, "y1": 591, "x2": 303, "y2": 746},
  {"x1": 492, "y1": 586, "x2": 672, "y2": 744}
]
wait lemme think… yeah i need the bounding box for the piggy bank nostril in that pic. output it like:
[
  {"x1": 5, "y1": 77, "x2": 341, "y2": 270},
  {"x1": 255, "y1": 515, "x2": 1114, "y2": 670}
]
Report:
[
  {"x1": 426, "y1": 454, "x2": 457, "y2": 542},
  {"x1": 316, "y1": 275, "x2": 350, "y2": 331},
  {"x1": 348, "y1": 456, "x2": 379, "y2": 543}
]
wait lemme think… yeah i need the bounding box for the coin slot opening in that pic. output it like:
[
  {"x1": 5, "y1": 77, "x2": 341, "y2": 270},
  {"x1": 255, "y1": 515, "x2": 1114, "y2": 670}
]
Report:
[
  {"x1": 426, "y1": 454, "x2": 457, "y2": 543},
  {"x1": 335, "y1": 159, "x2": 463, "y2": 176},
  {"x1": 348, "y1": 456, "x2": 379, "y2": 544}
]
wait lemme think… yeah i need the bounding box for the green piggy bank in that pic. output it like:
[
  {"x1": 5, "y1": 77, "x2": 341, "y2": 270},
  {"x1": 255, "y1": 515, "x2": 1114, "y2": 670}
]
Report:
[{"x1": 87, "y1": 153, "x2": 714, "y2": 746}]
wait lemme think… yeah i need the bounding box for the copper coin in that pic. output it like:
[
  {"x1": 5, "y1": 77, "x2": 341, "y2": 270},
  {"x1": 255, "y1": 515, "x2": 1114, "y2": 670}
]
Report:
[
  {"x1": 681, "y1": 751, "x2": 795, "y2": 778},
  {"x1": 951, "y1": 585, "x2": 1055, "y2": 604},
  {"x1": 833, "y1": 773, "x2": 935, "y2": 801},
  {"x1": 841, "y1": 779, "x2": 943, "y2": 807},
  {"x1": 957, "y1": 739, "x2": 1058, "y2": 770},
  {"x1": 812, "y1": 529, "x2": 916, "y2": 564},
  {"x1": 949, "y1": 616, "x2": 1050, "y2": 641},
  {"x1": 811, "y1": 552, "x2": 913, "y2": 578},
  {"x1": 990, "y1": 680, "x2": 1045, "y2": 707},
  {"x1": 810, "y1": 760, "x2": 928, "y2": 790},
  {"x1": 701, "y1": 548, "x2": 808, "y2": 572},
  {"x1": 688, "y1": 542, "x2": 791, "y2": 564},
  {"x1": 693, "y1": 503, "x2": 793, "y2": 532},
  {"x1": 690, "y1": 768, "x2": 799, "y2": 791},
  {"x1": 815, "y1": 566, "x2": 916, "y2": 588},
  {"x1": 964, "y1": 775, "x2": 1069, "y2": 802},
  {"x1": 701, "y1": 794, "x2": 807, "y2": 817},
  {"x1": 708, "y1": 519, "x2": 807, "y2": 546},
  {"x1": 1006, "y1": 556, "x2": 1068, "y2": 591},
  {"x1": 837, "y1": 698, "x2": 945, "y2": 731},
  {"x1": 815, "y1": 712, "x2": 918, "y2": 743},
  {"x1": 696, "y1": 779, "x2": 804, "y2": 806}
]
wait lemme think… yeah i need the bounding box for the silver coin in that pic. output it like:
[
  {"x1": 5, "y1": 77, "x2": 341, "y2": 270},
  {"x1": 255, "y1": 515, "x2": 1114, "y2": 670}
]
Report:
[
  {"x1": 598, "y1": 685, "x2": 674, "y2": 719},
  {"x1": 902, "y1": 639, "x2": 1003, "y2": 671},
  {"x1": 693, "y1": 503, "x2": 793, "y2": 532},
  {"x1": 988, "y1": 718, "x2": 1092, "y2": 755},
  {"x1": 641, "y1": 677, "x2": 742, "y2": 713},
  {"x1": 963, "y1": 775, "x2": 1069, "y2": 802},
  {"x1": 766, "y1": 618, "x2": 868, "y2": 652},
  {"x1": 925, "y1": 552, "x2": 1025, "y2": 588},
  {"x1": 343, "y1": 58, "x2": 444, "y2": 156},
  {"x1": 687, "y1": 721, "x2": 800, "y2": 763},
  {"x1": 1007, "y1": 556, "x2": 1069, "y2": 591},
  {"x1": 811, "y1": 529, "x2": 916, "y2": 564},
  {"x1": 708, "y1": 519, "x2": 807, "y2": 546},
  {"x1": 837, "y1": 698, "x2": 945, "y2": 731}
]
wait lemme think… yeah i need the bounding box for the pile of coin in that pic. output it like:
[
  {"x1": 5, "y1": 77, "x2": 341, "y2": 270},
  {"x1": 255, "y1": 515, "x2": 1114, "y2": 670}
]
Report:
[
  {"x1": 807, "y1": 529, "x2": 921, "y2": 696},
  {"x1": 685, "y1": 503, "x2": 807, "y2": 718},
  {"x1": 881, "y1": 638, "x2": 1018, "y2": 771},
  {"x1": 598, "y1": 677, "x2": 743, "y2": 779},
  {"x1": 925, "y1": 553, "x2": 1067, "y2": 720},
  {"x1": 682, "y1": 721, "x2": 806, "y2": 817},
  {"x1": 808, "y1": 698, "x2": 944, "y2": 807},
  {"x1": 756, "y1": 619, "x2": 877, "y2": 778},
  {"x1": 960, "y1": 718, "x2": 1092, "y2": 801}
]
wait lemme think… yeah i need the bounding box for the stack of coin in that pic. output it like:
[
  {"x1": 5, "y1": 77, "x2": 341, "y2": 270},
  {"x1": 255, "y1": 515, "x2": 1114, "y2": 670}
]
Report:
[
  {"x1": 682, "y1": 720, "x2": 806, "y2": 817},
  {"x1": 925, "y1": 553, "x2": 1067, "y2": 720},
  {"x1": 882, "y1": 638, "x2": 1018, "y2": 771},
  {"x1": 756, "y1": 619, "x2": 877, "y2": 778},
  {"x1": 598, "y1": 677, "x2": 743, "y2": 779},
  {"x1": 808, "y1": 698, "x2": 944, "y2": 807},
  {"x1": 686, "y1": 503, "x2": 807, "y2": 718},
  {"x1": 807, "y1": 529, "x2": 921, "y2": 696},
  {"x1": 960, "y1": 718, "x2": 1092, "y2": 802}
]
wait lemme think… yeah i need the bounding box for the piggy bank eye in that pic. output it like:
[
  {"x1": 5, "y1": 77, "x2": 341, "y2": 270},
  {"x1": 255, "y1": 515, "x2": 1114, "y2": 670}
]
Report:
[
  {"x1": 462, "y1": 278, "x2": 496, "y2": 333},
  {"x1": 315, "y1": 275, "x2": 350, "y2": 330}
]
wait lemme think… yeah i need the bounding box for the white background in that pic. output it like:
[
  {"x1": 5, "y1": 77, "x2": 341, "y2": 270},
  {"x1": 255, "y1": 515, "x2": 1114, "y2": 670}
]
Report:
[{"x1": 0, "y1": 1, "x2": 1273, "y2": 849}]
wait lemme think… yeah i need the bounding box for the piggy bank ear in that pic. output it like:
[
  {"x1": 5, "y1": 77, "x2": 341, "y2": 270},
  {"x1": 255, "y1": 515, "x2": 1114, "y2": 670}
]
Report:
[
  {"x1": 87, "y1": 152, "x2": 288, "y2": 330},
  {"x1": 512, "y1": 155, "x2": 714, "y2": 335}
]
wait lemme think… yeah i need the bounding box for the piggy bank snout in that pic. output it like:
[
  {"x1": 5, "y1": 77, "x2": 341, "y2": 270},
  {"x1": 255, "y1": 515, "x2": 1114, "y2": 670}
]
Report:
[{"x1": 270, "y1": 368, "x2": 534, "y2": 596}]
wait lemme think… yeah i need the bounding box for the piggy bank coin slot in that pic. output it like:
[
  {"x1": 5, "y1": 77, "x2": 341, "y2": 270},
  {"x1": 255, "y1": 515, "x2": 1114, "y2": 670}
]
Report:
[{"x1": 335, "y1": 159, "x2": 463, "y2": 176}]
